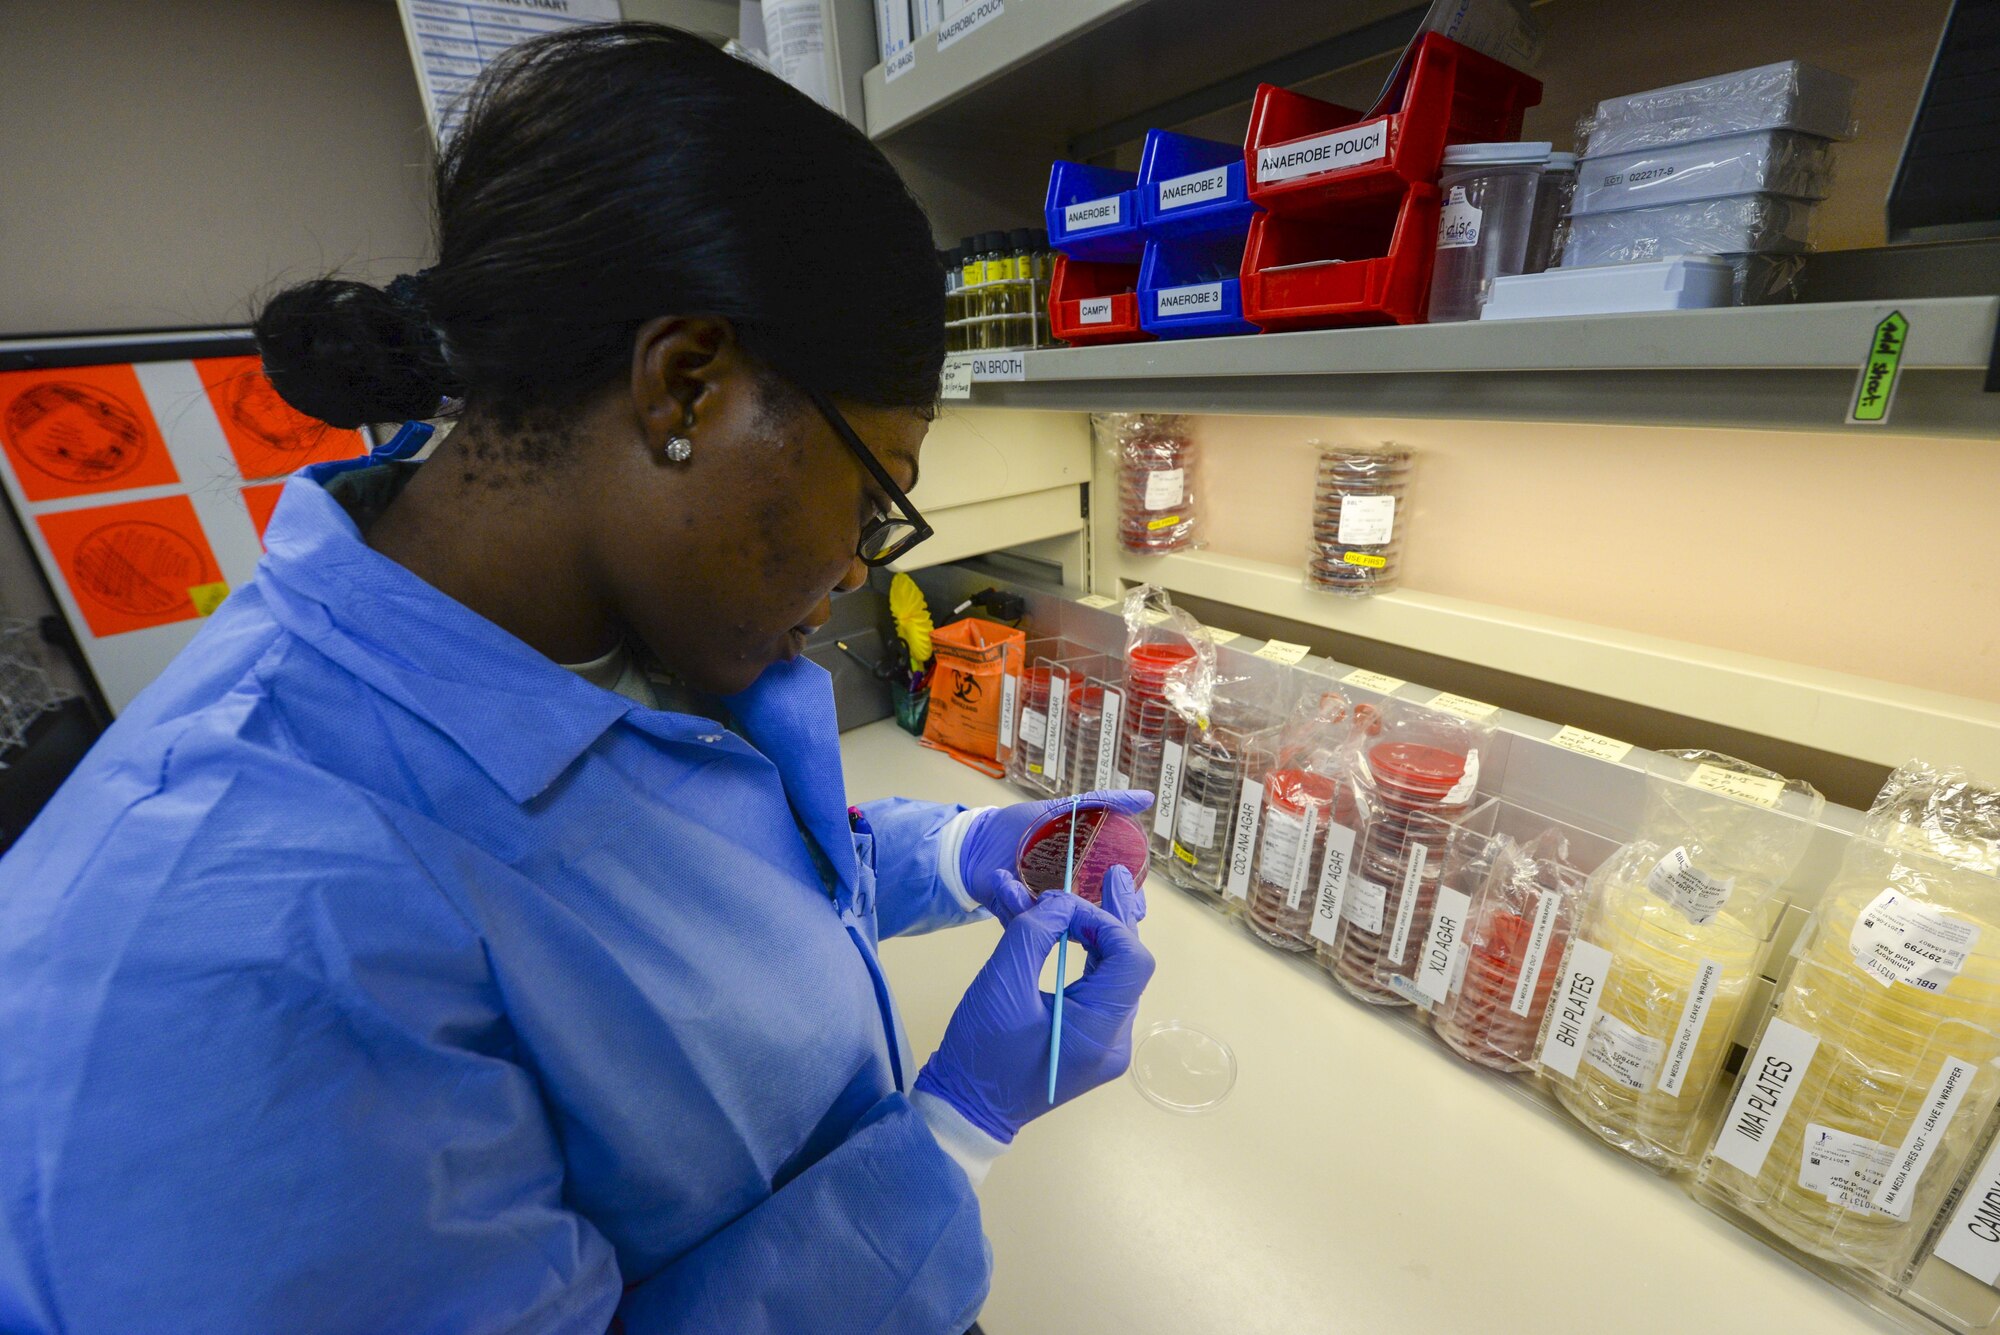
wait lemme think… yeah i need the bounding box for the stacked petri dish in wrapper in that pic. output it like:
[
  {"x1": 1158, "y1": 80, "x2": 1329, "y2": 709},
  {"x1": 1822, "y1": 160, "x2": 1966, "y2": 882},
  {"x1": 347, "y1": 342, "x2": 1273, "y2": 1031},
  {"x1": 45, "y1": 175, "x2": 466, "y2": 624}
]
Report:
[
  {"x1": 1168, "y1": 708, "x2": 1280, "y2": 906},
  {"x1": 1112, "y1": 414, "x2": 1200, "y2": 555},
  {"x1": 1309, "y1": 444, "x2": 1412, "y2": 597},
  {"x1": 1247, "y1": 769, "x2": 1349, "y2": 950},
  {"x1": 1117, "y1": 642, "x2": 1195, "y2": 803}
]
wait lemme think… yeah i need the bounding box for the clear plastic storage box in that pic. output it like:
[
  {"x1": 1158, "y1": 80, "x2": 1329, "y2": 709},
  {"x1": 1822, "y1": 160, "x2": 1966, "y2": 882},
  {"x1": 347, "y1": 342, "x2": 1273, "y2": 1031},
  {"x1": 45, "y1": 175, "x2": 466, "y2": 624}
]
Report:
[
  {"x1": 1561, "y1": 194, "x2": 1816, "y2": 266},
  {"x1": 1571, "y1": 130, "x2": 1838, "y2": 215},
  {"x1": 1579, "y1": 60, "x2": 1857, "y2": 158}
]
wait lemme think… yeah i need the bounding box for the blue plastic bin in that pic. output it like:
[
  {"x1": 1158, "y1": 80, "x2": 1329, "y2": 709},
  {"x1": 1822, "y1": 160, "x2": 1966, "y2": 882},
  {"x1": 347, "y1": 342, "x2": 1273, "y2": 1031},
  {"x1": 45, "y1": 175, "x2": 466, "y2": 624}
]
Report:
[
  {"x1": 1044, "y1": 161, "x2": 1145, "y2": 262},
  {"x1": 1137, "y1": 233, "x2": 1258, "y2": 339},
  {"x1": 1136, "y1": 130, "x2": 1258, "y2": 240}
]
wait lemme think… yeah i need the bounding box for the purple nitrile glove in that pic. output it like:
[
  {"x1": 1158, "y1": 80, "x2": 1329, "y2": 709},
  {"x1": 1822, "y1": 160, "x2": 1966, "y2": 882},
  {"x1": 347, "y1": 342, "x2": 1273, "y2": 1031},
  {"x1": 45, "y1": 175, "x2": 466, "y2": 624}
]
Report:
[
  {"x1": 913, "y1": 865, "x2": 1153, "y2": 1144},
  {"x1": 957, "y1": 789, "x2": 1153, "y2": 915}
]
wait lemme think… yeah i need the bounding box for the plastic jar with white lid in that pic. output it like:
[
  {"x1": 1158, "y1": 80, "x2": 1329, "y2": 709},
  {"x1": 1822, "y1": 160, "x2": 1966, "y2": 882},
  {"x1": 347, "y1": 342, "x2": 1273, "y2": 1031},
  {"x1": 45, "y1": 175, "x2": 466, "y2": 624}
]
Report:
[{"x1": 1426, "y1": 141, "x2": 1552, "y2": 323}]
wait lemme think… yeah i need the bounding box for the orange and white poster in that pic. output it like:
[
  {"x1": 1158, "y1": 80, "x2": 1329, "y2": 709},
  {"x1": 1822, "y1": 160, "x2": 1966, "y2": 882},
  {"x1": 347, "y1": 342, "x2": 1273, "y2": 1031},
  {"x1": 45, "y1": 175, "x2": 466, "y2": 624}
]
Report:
[
  {"x1": 0, "y1": 364, "x2": 181, "y2": 502},
  {"x1": 242, "y1": 482, "x2": 286, "y2": 544},
  {"x1": 194, "y1": 355, "x2": 366, "y2": 481},
  {"x1": 35, "y1": 494, "x2": 227, "y2": 639}
]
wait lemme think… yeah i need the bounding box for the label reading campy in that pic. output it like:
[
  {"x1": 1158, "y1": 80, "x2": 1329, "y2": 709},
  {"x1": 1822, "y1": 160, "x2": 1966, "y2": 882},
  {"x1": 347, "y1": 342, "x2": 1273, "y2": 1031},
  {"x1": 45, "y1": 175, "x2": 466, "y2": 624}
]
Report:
[
  {"x1": 1799, "y1": 1124, "x2": 1897, "y2": 1216},
  {"x1": 1538, "y1": 940, "x2": 1613, "y2": 1080},
  {"x1": 1548, "y1": 726, "x2": 1635, "y2": 764},
  {"x1": 1509, "y1": 890, "x2": 1565, "y2": 1018},
  {"x1": 1078, "y1": 297, "x2": 1114, "y2": 325},
  {"x1": 1342, "y1": 668, "x2": 1406, "y2": 695},
  {"x1": 1657, "y1": 958, "x2": 1722, "y2": 1098},
  {"x1": 1584, "y1": 1010, "x2": 1665, "y2": 1093},
  {"x1": 1311, "y1": 821, "x2": 1358, "y2": 946},
  {"x1": 1437, "y1": 187, "x2": 1483, "y2": 250},
  {"x1": 1158, "y1": 165, "x2": 1230, "y2": 211},
  {"x1": 1336, "y1": 493, "x2": 1396, "y2": 545},
  {"x1": 1387, "y1": 845, "x2": 1428, "y2": 965},
  {"x1": 1936, "y1": 1133, "x2": 2000, "y2": 1284},
  {"x1": 1646, "y1": 845, "x2": 1735, "y2": 926},
  {"x1": 1849, "y1": 889, "x2": 1980, "y2": 994},
  {"x1": 1062, "y1": 194, "x2": 1123, "y2": 233},
  {"x1": 1344, "y1": 877, "x2": 1388, "y2": 935},
  {"x1": 1152, "y1": 739, "x2": 1185, "y2": 838},
  {"x1": 1416, "y1": 886, "x2": 1473, "y2": 1003},
  {"x1": 1689, "y1": 763, "x2": 1785, "y2": 808},
  {"x1": 1143, "y1": 467, "x2": 1185, "y2": 510},
  {"x1": 1712, "y1": 1018, "x2": 1822, "y2": 1176},
  {"x1": 1092, "y1": 688, "x2": 1124, "y2": 790},
  {"x1": 1226, "y1": 776, "x2": 1264, "y2": 900},
  {"x1": 1255, "y1": 121, "x2": 1389, "y2": 184},
  {"x1": 1875, "y1": 1057, "x2": 1977, "y2": 1221}
]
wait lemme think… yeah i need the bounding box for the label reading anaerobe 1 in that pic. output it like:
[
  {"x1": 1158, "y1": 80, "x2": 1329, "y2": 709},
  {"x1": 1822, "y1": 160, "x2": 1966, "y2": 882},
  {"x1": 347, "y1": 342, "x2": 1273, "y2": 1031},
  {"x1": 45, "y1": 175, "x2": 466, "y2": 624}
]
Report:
[{"x1": 1063, "y1": 195, "x2": 1123, "y2": 233}]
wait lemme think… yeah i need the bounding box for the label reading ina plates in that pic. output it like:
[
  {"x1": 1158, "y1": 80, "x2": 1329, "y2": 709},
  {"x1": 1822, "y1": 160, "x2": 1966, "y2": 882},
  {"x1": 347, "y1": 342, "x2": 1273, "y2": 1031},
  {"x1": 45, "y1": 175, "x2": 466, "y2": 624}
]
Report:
[
  {"x1": 1712, "y1": 1018, "x2": 1821, "y2": 1176},
  {"x1": 1849, "y1": 889, "x2": 1980, "y2": 994}
]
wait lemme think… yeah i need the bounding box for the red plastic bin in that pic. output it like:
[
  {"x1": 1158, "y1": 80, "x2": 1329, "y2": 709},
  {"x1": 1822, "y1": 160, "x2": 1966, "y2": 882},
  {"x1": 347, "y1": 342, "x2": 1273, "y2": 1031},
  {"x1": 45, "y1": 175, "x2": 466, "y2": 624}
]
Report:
[
  {"x1": 1244, "y1": 34, "x2": 1542, "y2": 216},
  {"x1": 1049, "y1": 255, "x2": 1154, "y2": 347},
  {"x1": 1240, "y1": 186, "x2": 1441, "y2": 330}
]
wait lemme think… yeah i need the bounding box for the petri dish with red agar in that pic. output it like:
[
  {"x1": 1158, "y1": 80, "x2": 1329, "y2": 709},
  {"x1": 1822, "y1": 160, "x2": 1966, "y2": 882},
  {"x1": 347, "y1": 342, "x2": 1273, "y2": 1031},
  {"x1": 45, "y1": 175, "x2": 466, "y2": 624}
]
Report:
[{"x1": 1016, "y1": 801, "x2": 1151, "y2": 905}]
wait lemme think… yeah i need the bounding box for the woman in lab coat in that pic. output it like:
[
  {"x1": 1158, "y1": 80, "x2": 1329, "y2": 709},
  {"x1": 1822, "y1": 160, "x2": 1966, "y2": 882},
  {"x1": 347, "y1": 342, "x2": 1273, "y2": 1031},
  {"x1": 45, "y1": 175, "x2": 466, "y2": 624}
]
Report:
[{"x1": 0, "y1": 24, "x2": 1154, "y2": 1335}]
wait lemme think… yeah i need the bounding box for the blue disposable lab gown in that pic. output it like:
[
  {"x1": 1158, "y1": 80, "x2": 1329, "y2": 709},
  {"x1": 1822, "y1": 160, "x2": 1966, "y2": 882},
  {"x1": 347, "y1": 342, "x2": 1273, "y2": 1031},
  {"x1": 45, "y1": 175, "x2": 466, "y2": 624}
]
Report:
[{"x1": 0, "y1": 464, "x2": 991, "y2": 1334}]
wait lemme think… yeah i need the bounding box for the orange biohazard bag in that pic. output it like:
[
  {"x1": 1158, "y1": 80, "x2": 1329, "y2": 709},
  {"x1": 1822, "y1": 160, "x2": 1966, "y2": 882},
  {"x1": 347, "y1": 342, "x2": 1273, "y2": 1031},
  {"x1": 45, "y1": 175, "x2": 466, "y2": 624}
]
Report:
[{"x1": 920, "y1": 617, "x2": 1026, "y2": 777}]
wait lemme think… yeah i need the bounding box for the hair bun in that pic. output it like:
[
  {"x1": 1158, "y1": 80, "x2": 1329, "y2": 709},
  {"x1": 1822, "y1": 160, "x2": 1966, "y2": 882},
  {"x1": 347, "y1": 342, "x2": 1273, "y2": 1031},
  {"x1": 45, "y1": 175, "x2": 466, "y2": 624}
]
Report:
[{"x1": 253, "y1": 277, "x2": 458, "y2": 429}]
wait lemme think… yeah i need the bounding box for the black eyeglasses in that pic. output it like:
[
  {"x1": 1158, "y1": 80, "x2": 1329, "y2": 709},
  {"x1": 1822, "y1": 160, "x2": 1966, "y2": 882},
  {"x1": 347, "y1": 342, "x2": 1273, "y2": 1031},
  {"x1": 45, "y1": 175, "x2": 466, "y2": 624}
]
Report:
[{"x1": 806, "y1": 388, "x2": 932, "y2": 567}]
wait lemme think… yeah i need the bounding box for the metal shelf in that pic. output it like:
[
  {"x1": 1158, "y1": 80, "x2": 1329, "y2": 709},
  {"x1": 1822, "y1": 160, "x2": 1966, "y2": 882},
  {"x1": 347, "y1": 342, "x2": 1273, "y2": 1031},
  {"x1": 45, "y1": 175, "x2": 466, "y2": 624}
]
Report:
[{"x1": 955, "y1": 296, "x2": 2000, "y2": 436}]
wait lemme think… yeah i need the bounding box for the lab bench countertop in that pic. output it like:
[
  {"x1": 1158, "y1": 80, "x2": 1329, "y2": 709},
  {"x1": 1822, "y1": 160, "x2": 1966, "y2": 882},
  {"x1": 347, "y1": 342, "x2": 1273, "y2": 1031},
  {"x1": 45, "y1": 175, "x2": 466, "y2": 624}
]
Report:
[{"x1": 840, "y1": 720, "x2": 1901, "y2": 1335}]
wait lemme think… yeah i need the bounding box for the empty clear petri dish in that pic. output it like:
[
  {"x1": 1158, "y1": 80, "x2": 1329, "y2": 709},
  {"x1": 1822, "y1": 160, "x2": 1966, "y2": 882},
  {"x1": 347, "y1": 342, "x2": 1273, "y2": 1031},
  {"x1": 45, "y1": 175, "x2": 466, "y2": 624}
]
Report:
[{"x1": 1129, "y1": 1020, "x2": 1237, "y2": 1114}]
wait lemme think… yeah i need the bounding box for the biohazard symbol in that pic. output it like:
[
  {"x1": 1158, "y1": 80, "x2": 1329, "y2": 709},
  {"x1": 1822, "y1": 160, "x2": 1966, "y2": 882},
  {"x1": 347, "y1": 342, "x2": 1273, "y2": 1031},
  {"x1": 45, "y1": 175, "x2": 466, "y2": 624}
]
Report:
[{"x1": 952, "y1": 673, "x2": 983, "y2": 707}]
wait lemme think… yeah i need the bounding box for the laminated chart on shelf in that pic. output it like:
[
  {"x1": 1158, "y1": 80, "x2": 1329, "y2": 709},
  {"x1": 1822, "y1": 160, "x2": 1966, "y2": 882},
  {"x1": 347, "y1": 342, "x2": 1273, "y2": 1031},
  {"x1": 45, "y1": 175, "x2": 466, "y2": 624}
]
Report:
[
  {"x1": 0, "y1": 358, "x2": 364, "y2": 712},
  {"x1": 396, "y1": 0, "x2": 621, "y2": 142}
]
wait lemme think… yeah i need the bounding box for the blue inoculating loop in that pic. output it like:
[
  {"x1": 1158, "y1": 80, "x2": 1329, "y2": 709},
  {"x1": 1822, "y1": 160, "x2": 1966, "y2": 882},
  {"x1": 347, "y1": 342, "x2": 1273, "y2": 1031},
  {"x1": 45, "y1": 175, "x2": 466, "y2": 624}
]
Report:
[
  {"x1": 1044, "y1": 161, "x2": 1145, "y2": 263},
  {"x1": 1138, "y1": 232, "x2": 1259, "y2": 340},
  {"x1": 371, "y1": 420, "x2": 436, "y2": 461},
  {"x1": 1136, "y1": 130, "x2": 1258, "y2": 240}
]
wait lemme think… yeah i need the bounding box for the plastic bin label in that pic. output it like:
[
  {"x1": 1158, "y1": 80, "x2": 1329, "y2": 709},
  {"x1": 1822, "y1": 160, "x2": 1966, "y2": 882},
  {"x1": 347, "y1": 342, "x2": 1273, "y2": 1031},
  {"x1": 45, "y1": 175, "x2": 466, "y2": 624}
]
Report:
[
  {"x1": 970, "y1": 352, "x2": 1026, "y2": 381},
  {"x1": 1156, "y1": 283, "x2": 1225, "y2": 316},
  {"x1": 1344, "y1": 877, "x2": 1387, "y2": 935},
  {"x1": 1206, "y1": 628, "x2": 1241, "y2": 645},
  {"x1": 1075, "y1": 593, "x2": 1118, "y2": 609},
  {"x1": 1017, "y1": 706, "x2": 1046, "y2": 749},
  {"x1": 1416, "y1": 886, "x2": 1472, "y2": 1003},
  {"x1": 1510, "y1": 890, "x2": 1565, "y2": 1018},
  {"x1": 1158, "y1": 166, "x2": 1230, "y2": 211},
  {"x1": 1799, "y1": 1124, "x2": 1896, "y2": 1216},
  {"x1": 1538, "y1": 940, "x2": 1613, "y2": 1080},
  {"x1": 1062, "y1": 194, "x2": 1124, "y2": 233},
  {"x1": 1657, "y1": 958, "x2": 1722, "y2": 1097},
  {"x1": 1935, "y1": 1134, "x2": 2000, "y2": 1284},
  {"x1": 1045, "y1": 673, "x2": 1069, "y2": 780},
  {"x1": 1875, "y1": 1056, "x2": 1977, "y2": 1221},
  {"x1": 1548, "y1": 726, "x2": 1634, "y2": 764},
  {"x1": 884, "y1": 46, "x2": 916, "y2": 82},
  {"x1": 1142, "y1": 467, "x2": 1185, "y2": 510},
  {"x1": 1092, "y1": 688, "x2": 1123, "y2": 790},
  {"x1": 1437, "y1": 187, "x2": 1483, "y2": 250},
  {"x1": 1153, "y1": 739, "x2": 1185, "y2": 838},
  {"x1": 1712, "y1": 1018, "x2": 1821, "y2": 1177},
  {"x1": 1255, "y1": 122, "x2": 1388, "y2": 184},
  {"x1": 1253, "y1": 639, "x2": 1312, "y2": 665},
  {"x1": 1387, "y1": 845, "x2": 1428, "y2": 965},
  {"x1": 1849, "y1": 889, "x2": 1980, "y2": 994},
  {"x1": 940, "y1": 355, "x2": 973, "y2": 399},
  {"x1": 999, "y1": 671, "x2": 1019, "y2": 747},
  {"x1": 1646, "y1": 846, "x2": 1735, "y2": 926},
  {"x1": 1342, "y1": 668, "x2": 1406, "y2": 694},
  {"x1": 1226, "y1": 776, "x2": 1263, "y2": 901},
  {"x1": 1847, "y1": 310, "x2": 1907, "y2": 426},
  {"x1": 1584, "y1": 1010, "x2": 1664, "y2": 1093},
  {"x1": 1428, "y1": 691, "x2": 1499, "y2": 721},
  {"x1": 1336, "y1": 493, "x2": 1396, "y2": 545},
  {"x1": 1078, "y1": 297, "x2": 1114, "y2": 325},
  {"x1": 1688, "y1": 762, "x2": 1784, "y2": 808},
  {"x1": 1311, "y1": 822, "x2": 1357, "y2": 945},
  {"x1": 1175, "y1": 799, "x2": 1219, "y2": 850},
  {"x1": 934, "y1": 0, "x2": 1003, "y2": 52}
]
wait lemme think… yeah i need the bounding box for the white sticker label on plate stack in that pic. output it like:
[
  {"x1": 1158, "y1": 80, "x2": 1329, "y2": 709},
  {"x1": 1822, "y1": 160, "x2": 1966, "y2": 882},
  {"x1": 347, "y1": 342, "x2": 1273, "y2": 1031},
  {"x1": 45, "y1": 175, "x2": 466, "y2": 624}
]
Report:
[
  {"x1": 1416, "y1": 886, "x2": 1472, "y2": 1003},
  {"x1": 1255, "y1": 121, "x2": 1388, "y2": 184},
  {"x1": 1538, "y1": 940, "x2": 1613, "y2": 1079},
  {"x1": 1584, "y1": 1011, "x2": 1665, "y2": 1092},
  {"x1": 1387, "y1": 845, "x2": 1428, "y2": 965},
  {"x1": 1258, "y1": 804, "x2": 1305, "y2": 888},
  {"x1": 1225, "y1": 777, "x2": 1263, "y2": 901},
  {"x1": 1849, "y1": 889, "x2": 1980, "y2": 994},
  {"x1": 1158, "y1": 166, "x2": 1230, "y2": 211},
  {"x1": 1712, "y1": 1018, "x2": 1822, "y2": 1176},
  {"x1": 1336, "y1": 493, "x2": 1396, "y2": 545},
  {"x1": 1311, "y1": 822, "x2": 1357, "y2": 945},
  {"x1": 1344, "y1": 877, "x2": 1387, "y2": 934},
  {"x1": 1152, "y1": 740, "x2": 1185, "y2": 838},
  {"x1": 1509, "y1": 891, "x2": 1565, "y2": 1017},
  {"x1": 1062, "y1": 194, "x2": 1123, "y2": 232},
  {"x1": 1437, "y1": 186, "x2": 1483, "y2": 250},
  {"x1": 1936, "y1": 1135, "x2": 2000, "y2": 1284},
  {"x1": 1092, "y1": 689, "x2": 1123, "y2": 790},
  {"x1": 1143, "y1": 467, "x2": 1185, "y2": 510},
  {"x1": 1176, "y1": 800, "x2": 1218, "y2": 850},
  {"x1": 1078, "y1": 297, "x2": 1114, "y2": 325},
  {"x1": 1285, "y1": 807, "x2": 1321, "y2": 911},
  {"x1": 1156, "y1": 283, "x2": 1224, "y2": 316},
  {"x1": 1646, "y1": 845, "x2": 1735, "y2": 926},
  {"x1": 1875, "y1": 1057, "x2": 1978, "y2": 1220},
  {"x1": 1657, "y1": 959, "x2": 1722, "y2": 1097},
  {"x1": 1799, "y1": 1124, "x2": 1897, "y2": 1215},
  {"x1": 1017, "y1": 707, "x2": 1047, "y2": 748}
]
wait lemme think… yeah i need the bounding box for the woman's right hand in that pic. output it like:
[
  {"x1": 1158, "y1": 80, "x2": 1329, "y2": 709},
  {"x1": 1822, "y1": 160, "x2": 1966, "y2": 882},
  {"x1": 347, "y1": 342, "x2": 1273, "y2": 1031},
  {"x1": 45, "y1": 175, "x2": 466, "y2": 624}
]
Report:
[{"x1": 913, "y1": 866, "x2": 1154, "y2": 1143}]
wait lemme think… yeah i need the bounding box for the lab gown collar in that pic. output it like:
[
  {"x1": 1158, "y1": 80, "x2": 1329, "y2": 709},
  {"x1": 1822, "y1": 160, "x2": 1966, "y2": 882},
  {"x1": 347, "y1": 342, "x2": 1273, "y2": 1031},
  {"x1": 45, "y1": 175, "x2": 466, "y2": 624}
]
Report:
[
  {"x1": 723, "y1": 656, "x2": 861, "y2": 904},
  {"x1": 257, "y1": 464, "x2": 636, "y2": 804}
]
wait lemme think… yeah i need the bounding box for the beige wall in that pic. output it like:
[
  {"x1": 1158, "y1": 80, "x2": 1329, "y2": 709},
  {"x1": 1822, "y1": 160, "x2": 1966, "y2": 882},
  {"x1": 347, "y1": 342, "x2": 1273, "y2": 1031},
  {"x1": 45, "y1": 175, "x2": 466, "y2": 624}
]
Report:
[
  {"x1": 0, "y1": 0, "x2": 433, "y2": 333},
  {"x1": 1191, "y1": 413, "x2": 2000, "y2": 704}
]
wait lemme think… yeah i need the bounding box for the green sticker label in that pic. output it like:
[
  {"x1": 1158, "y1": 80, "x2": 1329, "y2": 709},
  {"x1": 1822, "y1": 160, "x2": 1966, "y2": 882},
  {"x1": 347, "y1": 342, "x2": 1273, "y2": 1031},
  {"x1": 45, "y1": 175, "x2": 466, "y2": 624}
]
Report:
[{"x1": 1848, "y1": 311, "x2": 1908, "y2": 425}]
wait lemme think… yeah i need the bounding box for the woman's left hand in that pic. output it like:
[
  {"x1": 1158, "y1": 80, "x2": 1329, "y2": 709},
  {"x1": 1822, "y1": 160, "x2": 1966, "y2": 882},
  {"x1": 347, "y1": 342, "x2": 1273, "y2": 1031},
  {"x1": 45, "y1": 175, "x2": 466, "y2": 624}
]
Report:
[{"x1": 956, "y1": 790, "x2": 1153, "y2": 922}]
